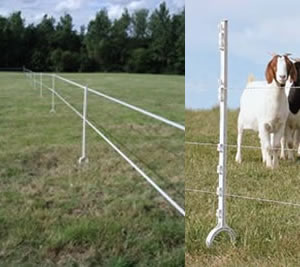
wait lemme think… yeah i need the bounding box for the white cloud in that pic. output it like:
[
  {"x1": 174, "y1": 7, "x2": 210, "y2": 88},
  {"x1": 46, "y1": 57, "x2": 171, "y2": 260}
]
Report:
[
  {"x1": 55, "y1": 0, "x2": 86, "y2": 12},
  {"x1": 22, "y1": 0, "x2": 38, "y2": 4},
  {"x1": 166, "y1": 0, "x2": 184, "y2": 10},
  {"x1": 107, "y1": 5, "x2": 124, "y2": 19},
  {"x1": 0, "y1": 0, "x2": 184, "y2": 29},
  {"x1": 186, "y1": 0, "x2": 300, "y2": 108},
  {"x1": 127, "y1": 0, "x2": 145, "y2": 10},
  {"x1": 230, "y1": 16, "x2": 300, "y2": 64},
  {"x1": 28, "y1": 12, "x2": 46, "y2": 24},
  {"x1": 109, "y1": 0, "x2": 139, "y2": 4},
  {"x1": 0, "y1": 8, "x2": 9, "y2": 16},
  {"x1": 107, "y1": 0, "x2": 146, "y2": 20}
]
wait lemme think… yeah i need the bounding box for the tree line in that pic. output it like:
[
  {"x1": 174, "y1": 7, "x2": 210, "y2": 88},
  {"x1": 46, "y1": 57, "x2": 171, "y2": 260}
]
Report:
[{"x1": 0, "y1": 2, "x2": 184, "y2": 74}]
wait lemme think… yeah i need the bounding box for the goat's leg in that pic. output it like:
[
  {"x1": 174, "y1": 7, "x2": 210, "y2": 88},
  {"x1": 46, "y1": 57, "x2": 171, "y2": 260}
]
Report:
[
  {"x1": 294, "y1": 129, "x2": 300, "y2": 157},
  {"x1": 297, "y1": 129, "x2": 300, "y2": 156},
  {"x1": 235, "y1": 124, "x2": 243, "y2": 163},
  {"x1": 272, "y1": 129, "x2": 284, "y2": 168},
  {"x1": 287, "y1": 128, "x2": 295, "y2": 161},
  {"x1": 280, "y1": 136, "x2": 286, "y2": 160},
  {"x1": 259, "y1": 124, "x2": 272, "y2": 168},
  {"x1": 260, "y1": 137, "x2": 266, "y2": 163}
]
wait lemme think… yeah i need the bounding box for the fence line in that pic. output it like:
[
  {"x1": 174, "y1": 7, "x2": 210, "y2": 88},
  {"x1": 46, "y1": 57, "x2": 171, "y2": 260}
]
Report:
[
  {"x1": 54, "y1": 74, "x2": 185, "y2": 131},
  {"x1": 185, "y1": 188, "x2": 300, "y2": 208},
  {"x1": 186, "y1": 20, "x2": 300, "y2": 247},
  {"x1": 189, "y1": 85, "x2": 300, "y2": 92},
  {"x1": 28, "y1": 73, "x2": 185, "y2": 217},
  {"x1": 185, "y1": 141, "x2": 300, "y2": 152}
]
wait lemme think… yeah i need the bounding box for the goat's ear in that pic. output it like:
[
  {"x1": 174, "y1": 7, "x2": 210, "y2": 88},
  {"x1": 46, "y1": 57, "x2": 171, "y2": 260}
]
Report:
[
  {"x1": 265, "y1": 60, "x2": 275, "y2": 83},
  {"x1": 289, "y1": 62, "x2": 298, "y2": 82}
]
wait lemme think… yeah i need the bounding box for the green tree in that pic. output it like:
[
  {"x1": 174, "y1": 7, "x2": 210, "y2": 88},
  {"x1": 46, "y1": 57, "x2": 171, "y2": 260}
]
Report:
[
  {"x1": 3, "y1": 12, "x2": 25, "y2": 67},
  {"x1": 171, "y1": 9, "x2": 185, "y2": 74},
  {"x1": 132, "y1": 9, "x2": 149, "y2": 40},
  {"x1": 0, "y1": 4, "x2": 184, "y2": 74},
  {"x1": 85, "y1": 9, "x2": 111, "y2": 70},
  {"x1": 109, "y1": 9, "x2": 131, "y2": 71},
  {"x1": 148, "y1": 2, "x2": 172, "y2": 73},
  {"x1": 34, "y1": 15, "x2": 56, "y2": 70}
]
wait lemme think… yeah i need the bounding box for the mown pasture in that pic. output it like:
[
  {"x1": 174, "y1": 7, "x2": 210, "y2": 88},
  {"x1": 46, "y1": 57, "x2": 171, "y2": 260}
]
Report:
[
  {"x1": 186, "y1": 108, "x2": 300, "y2": 266},
  {"x1": 0, "y1": 72, "x2": 184, "y2": 266}
]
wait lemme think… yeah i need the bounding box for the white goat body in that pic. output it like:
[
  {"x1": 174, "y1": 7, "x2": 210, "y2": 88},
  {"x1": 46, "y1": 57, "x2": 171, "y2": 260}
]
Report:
[
  {"x1": 235, "y1": 54, "x2": 296, "y2": 168},
  {"x1": 236, "y1": 80, "x2": 289, "y2": 168}
]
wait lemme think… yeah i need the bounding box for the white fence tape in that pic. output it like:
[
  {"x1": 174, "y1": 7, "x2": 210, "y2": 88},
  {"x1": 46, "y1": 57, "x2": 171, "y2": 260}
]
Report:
[
  {"x1": 35, "y1": 78, "x2": 184, "y2": 217},
  {"x1": 55, "y1": 74, "x2": 185, "y2": 131}
]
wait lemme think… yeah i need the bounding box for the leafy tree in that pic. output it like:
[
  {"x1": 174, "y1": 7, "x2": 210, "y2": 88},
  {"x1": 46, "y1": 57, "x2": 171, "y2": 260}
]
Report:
[
  {"x1": 132, "y1": 9, "x2": 150, "y2": 40},
  {"x1": 4, "y1": 12, "x2": 25, "y2": 67},
  {"x1": 0, "y1": 3, "x2": 185, "y2": 74},
  {"x1": 34, "y1": 15, "x2": 56, "y2": 70},
  {"x1": 85, "y1": 9, "x2": 111, "y2": 70},
  {"x1": 171, "y1": 9, "x2": 185, "y2": 74},
  {"x1": 109, "y1": 9, "x2": 131, "y2": 71}
]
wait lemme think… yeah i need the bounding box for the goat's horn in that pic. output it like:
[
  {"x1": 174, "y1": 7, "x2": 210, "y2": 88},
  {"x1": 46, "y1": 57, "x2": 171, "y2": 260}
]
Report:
[{"x1": 283, "y1": 53, "x2": 292, "y2": 57}]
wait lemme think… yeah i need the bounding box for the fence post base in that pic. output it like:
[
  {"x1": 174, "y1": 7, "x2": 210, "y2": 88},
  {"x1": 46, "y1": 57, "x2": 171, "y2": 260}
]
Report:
[
  {"x1": 78, "y1": 156, "x2": 88, "y2": 164},
  {"x1": 206, "y1": 224, "x2": 236, "y2": 247}
]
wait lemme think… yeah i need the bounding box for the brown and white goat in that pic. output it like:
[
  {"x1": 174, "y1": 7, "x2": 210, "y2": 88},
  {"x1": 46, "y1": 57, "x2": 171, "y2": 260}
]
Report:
[{"x1": 235, "y1": 54, "x2": 297, "y2": 169}]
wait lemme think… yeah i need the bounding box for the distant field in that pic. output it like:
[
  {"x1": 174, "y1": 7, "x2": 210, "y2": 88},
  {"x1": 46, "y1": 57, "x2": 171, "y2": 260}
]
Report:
[
  {"x1": 186, "y1": 108, "x2": 300, "y2": 266},
  {"x1": 0, "y1": 72, "x2": 184, "y2": 266}
]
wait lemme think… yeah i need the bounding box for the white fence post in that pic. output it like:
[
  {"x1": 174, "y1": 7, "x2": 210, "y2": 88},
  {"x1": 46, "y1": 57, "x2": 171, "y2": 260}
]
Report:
[
  {"x1": 40, "y1": 72, "x2": 43, "y2": 97},
  {"x1": 78, "y1": 85, "x2": 89, "y2": 164},
  {"x1": 50, "y1": 74, "x2": 56, "y2": 113},
  {"x1": 206, "y1": 20, "x2": 236, "y2": 247},
  {"x1": 34, "y1": 73, "x2": 36, "y2": 90}
]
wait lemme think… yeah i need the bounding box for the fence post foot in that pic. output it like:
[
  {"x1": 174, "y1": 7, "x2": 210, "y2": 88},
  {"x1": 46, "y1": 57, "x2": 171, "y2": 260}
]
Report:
[
  {"x1": 206, "y1": 224, "x2": 236, "y2": 247},
  {"x1": 78, "y1": 156, "x2": 88, "y2": 164}
]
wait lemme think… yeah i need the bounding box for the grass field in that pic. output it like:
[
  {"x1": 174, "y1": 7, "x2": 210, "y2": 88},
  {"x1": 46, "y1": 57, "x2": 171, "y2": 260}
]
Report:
[
  {"x1": 0, "y1": 72, "x2": 184, "y2": 266},
  {"x1": 186, "y1": 108, "x2": 300, "y2": 266}
]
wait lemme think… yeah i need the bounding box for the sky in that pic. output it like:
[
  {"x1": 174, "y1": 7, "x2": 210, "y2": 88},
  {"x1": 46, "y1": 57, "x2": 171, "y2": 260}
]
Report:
[
  {"x1": 186, "y1": 0, "x2": 300, "y2": 109},
  {"x1": 0, "y1": 0, "x2": 184, "y2": 28}
]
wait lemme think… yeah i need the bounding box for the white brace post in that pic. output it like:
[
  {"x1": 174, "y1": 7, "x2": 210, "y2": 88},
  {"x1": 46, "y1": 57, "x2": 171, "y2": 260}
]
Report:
[
  {"x1": 40, "y1": 72, "x2": 43, "y2": 97},
  {"x1": 50, "y1": 74, "x2": 56, "y2": 113},
  {"x1": 206, "y1": 20, "x2": 236, "y2": 247},
  {"x1": 78, "y1": 85, "x2": 89, "y2": 164}
]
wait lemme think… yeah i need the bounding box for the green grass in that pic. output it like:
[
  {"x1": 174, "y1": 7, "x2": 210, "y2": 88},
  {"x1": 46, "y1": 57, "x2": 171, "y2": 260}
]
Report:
[
  {"x1": 186, "y1": 108, "x2": 300, "y2": 266},
  {"x1": 0, "y1": 72, "x2": 184, "y2": 266}
]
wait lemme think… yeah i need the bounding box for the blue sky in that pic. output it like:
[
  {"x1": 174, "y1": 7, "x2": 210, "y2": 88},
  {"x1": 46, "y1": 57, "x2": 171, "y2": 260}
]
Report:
[
  {"x1": 186, "y1": 0, "x2": 300, "y2": 109},
  {"x1": 0, "y1": 0, "x2": 184, "y2": 28}
]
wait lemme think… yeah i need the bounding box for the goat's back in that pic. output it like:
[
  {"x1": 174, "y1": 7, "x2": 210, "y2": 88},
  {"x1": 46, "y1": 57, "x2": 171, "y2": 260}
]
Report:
[{"x1": 239, "y1": 81, "x2": 289, "y2": 131}]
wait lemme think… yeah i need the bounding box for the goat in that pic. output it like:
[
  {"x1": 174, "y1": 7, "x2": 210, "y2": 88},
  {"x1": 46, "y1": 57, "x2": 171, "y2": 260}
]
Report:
[
  {"x1": 280, "y1": 60, "x2": 300, "y2": 160},
  {"x1": 235, "y1": 54, "x2": 297, "y2": 168}
]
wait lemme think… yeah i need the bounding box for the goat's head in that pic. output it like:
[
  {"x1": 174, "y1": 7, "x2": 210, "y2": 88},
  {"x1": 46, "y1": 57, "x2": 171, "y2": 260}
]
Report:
[{"x1": 265, "y1": 54, "x2": 297, "y2": 86}]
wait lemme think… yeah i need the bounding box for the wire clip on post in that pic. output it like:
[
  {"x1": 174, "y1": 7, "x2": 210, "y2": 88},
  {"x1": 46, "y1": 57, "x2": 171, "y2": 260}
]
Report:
[{"x1": 218, "y1": 80, "x2": 225, "y2": 102}]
